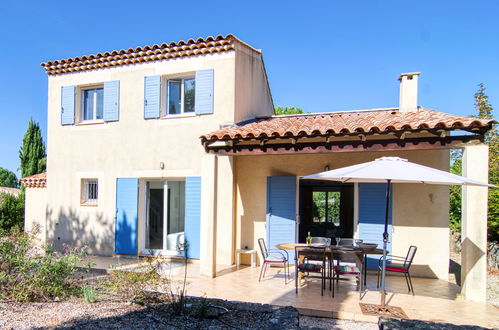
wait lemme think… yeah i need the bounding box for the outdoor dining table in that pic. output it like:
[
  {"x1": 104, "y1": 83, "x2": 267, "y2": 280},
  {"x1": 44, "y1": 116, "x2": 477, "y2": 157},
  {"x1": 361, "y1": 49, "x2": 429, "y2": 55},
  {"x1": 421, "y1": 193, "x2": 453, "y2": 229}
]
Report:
[{"x1": 276, "y1": 243, "x2": 384, "y2": 297}]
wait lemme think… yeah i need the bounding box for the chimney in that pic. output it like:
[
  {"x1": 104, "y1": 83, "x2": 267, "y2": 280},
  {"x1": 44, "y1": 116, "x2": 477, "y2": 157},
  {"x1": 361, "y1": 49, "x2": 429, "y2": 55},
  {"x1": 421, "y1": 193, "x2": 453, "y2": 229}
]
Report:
[{"x1": 398, "y1": 72, "x2": 420, "y2": 113}]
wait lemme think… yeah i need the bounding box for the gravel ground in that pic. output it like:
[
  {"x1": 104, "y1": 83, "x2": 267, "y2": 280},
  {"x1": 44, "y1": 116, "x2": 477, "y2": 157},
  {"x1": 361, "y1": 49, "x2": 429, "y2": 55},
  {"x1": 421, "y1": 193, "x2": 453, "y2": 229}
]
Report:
[
  {"x1": 300, "y1": 316, "x2": 377, "y2": 330},
  {"x1": 0, "y1": 299, "x2": 379, "y2": 330}
]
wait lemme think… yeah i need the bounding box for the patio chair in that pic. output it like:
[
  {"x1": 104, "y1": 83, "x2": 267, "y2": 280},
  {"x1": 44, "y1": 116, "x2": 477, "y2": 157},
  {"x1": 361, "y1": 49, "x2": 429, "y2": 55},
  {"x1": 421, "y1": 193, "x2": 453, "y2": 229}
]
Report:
[
  {"x1": 377, "y1": 245, "x2": 417, "y2": 295},
  {"x1": 333, "y1": 238, "x2": 361, "y2": 288},
  {"x1": 257, "y1": 238, "x2": 290, "y2": 283},
  {"x1": 295, "y1": 245, "x2": 332, "y2": 296}
]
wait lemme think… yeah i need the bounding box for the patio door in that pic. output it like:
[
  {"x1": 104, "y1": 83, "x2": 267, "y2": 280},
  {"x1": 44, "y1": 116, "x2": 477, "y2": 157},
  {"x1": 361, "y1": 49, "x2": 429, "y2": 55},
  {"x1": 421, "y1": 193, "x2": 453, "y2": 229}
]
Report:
[
  {"x1": 266, "y1": 176, "x2": 296, "y2": 263},
  {"x1": 358, "y1": 183, "x2": 393, "y2": 269}
]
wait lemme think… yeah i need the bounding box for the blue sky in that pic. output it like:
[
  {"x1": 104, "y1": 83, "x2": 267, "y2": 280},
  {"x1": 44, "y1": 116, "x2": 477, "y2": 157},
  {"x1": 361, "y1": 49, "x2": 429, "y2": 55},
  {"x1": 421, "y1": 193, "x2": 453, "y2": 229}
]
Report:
[{"x1": 1, "y1": 0, "x2": 498, "y2": 176}]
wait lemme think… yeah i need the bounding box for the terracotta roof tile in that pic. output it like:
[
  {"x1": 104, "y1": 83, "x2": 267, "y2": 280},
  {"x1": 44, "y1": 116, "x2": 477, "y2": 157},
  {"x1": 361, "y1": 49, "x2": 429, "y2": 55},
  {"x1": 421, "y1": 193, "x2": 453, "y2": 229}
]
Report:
[
  {"x1": 41, "y1": 34, "x2": 255, "y2": 75},
  {"x1": 20, "y1": 172, "x2": 46, "y2": 188},
  {"x1": 201, "y1": 108, "x2": 495, "y2": 141}
]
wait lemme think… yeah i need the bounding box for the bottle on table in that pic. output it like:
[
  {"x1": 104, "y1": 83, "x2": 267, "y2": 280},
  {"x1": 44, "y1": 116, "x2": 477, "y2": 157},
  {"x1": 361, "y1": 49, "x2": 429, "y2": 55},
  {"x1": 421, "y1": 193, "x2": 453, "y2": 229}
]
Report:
[{"x1": 306, "y1": 232, "x2": 312, "y2": 246}]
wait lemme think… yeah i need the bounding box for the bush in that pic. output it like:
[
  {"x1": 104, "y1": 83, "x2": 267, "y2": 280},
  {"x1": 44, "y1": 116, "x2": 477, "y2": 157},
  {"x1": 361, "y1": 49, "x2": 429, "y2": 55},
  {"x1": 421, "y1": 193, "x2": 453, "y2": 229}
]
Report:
[
  {"x1": 107, "y1": 258, "x2": 167, "y2": 302},
  {"x1": 0, "y1": 227, "x2": 86, "y2": 302},
  {"x1": 0, "y1": 192, "x2": 24, "y2": 232}
]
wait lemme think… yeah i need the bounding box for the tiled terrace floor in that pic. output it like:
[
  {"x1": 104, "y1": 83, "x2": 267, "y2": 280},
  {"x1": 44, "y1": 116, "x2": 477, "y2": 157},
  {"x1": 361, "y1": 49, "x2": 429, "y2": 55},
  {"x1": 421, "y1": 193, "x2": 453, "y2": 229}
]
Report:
[
  {"x1": 175, "y1": 264, "x2": 498, "y2": 328},
  {"x1": 86, "y1": 257, "x2": 499, "y2": 328}
]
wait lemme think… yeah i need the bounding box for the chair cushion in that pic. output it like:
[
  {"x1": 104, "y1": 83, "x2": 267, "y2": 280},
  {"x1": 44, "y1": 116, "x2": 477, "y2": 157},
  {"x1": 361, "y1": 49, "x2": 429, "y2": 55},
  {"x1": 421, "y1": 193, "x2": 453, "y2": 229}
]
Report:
[
  {"x1": 298, "y1": 263, "x2": 322, "y2": 272},
  {"x1": 265, "y1": 256, "x2": 285, "y2": 263},
  {"x1": 386, "y1": 266, "x2": 408, "y2": 273},
  {"x1": 334, "y1": 265, "x2": 360, "y2": 275}
]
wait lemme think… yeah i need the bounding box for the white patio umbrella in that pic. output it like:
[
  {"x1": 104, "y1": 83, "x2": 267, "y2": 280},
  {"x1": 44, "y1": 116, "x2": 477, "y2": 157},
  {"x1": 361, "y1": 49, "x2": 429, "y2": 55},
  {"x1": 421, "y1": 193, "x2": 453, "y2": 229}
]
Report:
[{"x1": 303, "y1": 156, "x2": 494, "y2": 306}]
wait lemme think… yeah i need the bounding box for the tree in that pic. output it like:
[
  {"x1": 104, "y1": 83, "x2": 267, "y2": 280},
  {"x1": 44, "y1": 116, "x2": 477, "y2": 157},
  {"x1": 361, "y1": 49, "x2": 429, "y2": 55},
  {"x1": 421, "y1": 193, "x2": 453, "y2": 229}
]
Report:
[
  {"x1": 474, "y1": 83, "x2": 493, "y2": 120},
  {"x1": 19, "y1": 119, "x2": 46, "y2": 178},
  {"x1": 0, "y1": 167, "x2": 18, "y2": 188},
  {"x1": 274, "y1": 107, "x2": 305, "y2": 115}
]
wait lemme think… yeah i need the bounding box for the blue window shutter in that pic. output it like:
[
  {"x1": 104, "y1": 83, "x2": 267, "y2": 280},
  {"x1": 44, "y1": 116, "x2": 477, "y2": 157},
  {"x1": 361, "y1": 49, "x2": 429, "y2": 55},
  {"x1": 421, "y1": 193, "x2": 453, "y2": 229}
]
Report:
[
  {"x1": 115, "y1": 178, "x2": 139, "y2": 255},
  {"x1": 61, "y1": 85, "x2": 75, "y2": 125},
  {"x1": 185, "y1": 177, "x2": 201, "y2": 259},
  {"x1": 103, "y1": 80, "x2": 119, "y2": 121},
  {"x1": 195, "y1": 69, "x2": 214, "y2": 115},
  {"x1": 358, "y1": 183, "x2": 392, "y2": 269},
  {"x1": 267, "y1": 176, "x2": 296, "y2": 263},
  {"x1": 144, "y1": 75, "x2": 160, "y2": 119}
]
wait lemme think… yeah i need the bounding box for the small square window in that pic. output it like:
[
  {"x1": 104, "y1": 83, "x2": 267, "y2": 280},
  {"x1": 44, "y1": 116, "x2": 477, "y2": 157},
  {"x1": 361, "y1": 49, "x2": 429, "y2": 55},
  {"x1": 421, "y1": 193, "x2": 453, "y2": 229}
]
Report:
[
  {"x1": 82, "y1": 179, "x2": 98, "y2": 205},
  {"x1": 81, "y1": 87, "x2": 104, "y2": 122},
  {"x1": 165, "y1": 77, "x2": 195, "y2": 116}
]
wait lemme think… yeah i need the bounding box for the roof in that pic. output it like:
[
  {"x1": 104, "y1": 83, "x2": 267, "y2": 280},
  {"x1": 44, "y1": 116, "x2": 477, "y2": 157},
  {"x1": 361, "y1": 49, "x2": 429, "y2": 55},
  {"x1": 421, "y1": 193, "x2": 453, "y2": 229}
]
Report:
[
  {"x1": 201, "y1": 108, "x2": 495, "y2": 141},
  {"x1": 0, "y1": 187, "x2": 20, "y2": 197},
  {"x1": 41, "y1": 34, "x2": 256, "y2": 75},
  {"x1": 20, "y1": 173, "x2": 47, "y2": 188}
]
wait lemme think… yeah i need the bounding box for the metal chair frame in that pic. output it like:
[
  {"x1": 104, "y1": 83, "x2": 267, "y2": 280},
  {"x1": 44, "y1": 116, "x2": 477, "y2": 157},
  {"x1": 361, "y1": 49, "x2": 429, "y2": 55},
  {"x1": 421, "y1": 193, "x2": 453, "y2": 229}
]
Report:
[
  {"x1": 377, "y1": 245, "x2": 417, "y2": 295},
  {"x1": 257, "y1": 238, "x2": 290, "y2": 283}
]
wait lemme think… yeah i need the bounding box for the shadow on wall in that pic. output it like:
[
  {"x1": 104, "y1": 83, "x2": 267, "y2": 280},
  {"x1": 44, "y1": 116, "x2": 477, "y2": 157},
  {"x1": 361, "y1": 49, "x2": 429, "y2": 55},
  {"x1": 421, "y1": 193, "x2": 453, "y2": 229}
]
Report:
[{"x1": 46, "y1": 207, "x2": 114, "y2": 256}]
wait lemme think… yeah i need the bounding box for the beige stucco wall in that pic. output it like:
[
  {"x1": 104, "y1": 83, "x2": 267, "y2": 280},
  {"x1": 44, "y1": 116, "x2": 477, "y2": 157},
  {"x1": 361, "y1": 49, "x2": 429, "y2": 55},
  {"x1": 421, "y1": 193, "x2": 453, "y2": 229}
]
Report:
[
  {"x1": 24, "y1": 187, "x2": 48, "y2": 242},
  {"x1": 43, "y1": 48, "x2": 272, "y2": 255},
  {"x1": 234, "y1": 44, "x2": 274, "y2": 122},
  {"x1": 234, "y1": 149, "x2": 450, "y2": 279}
]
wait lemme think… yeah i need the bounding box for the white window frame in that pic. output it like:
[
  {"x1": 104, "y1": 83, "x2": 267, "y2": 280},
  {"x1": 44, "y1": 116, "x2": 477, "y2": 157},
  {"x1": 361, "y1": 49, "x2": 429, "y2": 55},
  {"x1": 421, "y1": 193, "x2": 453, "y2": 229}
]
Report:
[
  {"x1": 81, "y1": 179, "x2": 98, "y2": 205},
  {"x1": 80, "y1": 85, "x2": 104, "y2": 123},
  {"x1": 164, "y1": 77, "x2": 195, "y2": 117}
]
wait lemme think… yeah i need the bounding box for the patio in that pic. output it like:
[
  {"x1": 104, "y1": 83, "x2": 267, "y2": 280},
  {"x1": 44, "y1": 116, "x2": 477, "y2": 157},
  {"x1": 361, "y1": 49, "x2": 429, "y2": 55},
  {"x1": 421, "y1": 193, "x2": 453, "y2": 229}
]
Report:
[{"x1": 166, "y1": 263, "x2": 499, "y2": 328}]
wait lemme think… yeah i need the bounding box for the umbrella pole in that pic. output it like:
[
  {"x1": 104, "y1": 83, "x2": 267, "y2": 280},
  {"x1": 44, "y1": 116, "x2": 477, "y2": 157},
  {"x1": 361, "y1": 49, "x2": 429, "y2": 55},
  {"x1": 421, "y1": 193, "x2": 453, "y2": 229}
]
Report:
[{"x1": 380, "y1": 179, "x2": 391, "y2": 307}]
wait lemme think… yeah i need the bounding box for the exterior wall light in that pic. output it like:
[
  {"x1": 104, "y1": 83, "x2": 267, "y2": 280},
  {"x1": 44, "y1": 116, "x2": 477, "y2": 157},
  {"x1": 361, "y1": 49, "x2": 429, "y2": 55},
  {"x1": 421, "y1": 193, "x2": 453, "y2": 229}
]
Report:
[{"x1": 160, "y1": 162, "x2": 165, "y2": 170}]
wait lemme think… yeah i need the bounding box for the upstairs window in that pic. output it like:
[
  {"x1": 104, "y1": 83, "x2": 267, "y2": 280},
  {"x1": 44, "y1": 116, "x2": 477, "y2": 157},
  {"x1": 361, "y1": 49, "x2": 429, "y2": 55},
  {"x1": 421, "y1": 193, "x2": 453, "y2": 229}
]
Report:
[
  {"x1": 60, "y1": 81, "x2": 119, "y2": 125},
  {"x1": 82, "y1": 87, "x2": 104, "y2": 121},
  {"x1": 167, "y1": 78, "x2": 195, "y2": 115},
  {"x1": 144, "y1": 69, "x2": 213, "y2": 119},
  {"x1": 82, "y1": 179, "x2": 98, "y2": 205}
]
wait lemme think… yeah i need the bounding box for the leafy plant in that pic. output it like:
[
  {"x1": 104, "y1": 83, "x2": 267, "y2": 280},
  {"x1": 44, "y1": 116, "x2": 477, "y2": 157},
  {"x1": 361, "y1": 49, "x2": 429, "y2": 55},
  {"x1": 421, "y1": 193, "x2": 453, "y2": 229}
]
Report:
[
  {"x1": 0, "y1": 227, "x2": 86, "y2": 302},
  {"x1": 107, "y1": 257, "x2": 166, "y2": 301},
  {"x1": 82, "y1": 285, "x2": 96, "y2": 303},
  {"x1": 0, "y1": 191, "x2": 24, "y2": 232}
]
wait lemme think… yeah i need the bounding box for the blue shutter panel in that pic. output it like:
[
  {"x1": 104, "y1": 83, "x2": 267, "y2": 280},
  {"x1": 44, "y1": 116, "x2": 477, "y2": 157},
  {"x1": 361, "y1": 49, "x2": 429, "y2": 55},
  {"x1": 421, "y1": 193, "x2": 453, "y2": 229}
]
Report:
[
  {"x1": 103, "y1": 80, "x2": 119, "y2": 121},
  {"x1": 61, "y1": 85, "x2": 75, "y2": 125},
  {"x1": 115, "y1": 178, "x2": 139, "y2": 255},
  {"x1": 185, "y1": 177, "x2": 201, "y2": 259},
  {"x1": 267, "y1": 176, "x2": 296, "y2": 263},
  {"x1": 195, "y1": 69, "x2": 214, "y2": 115},
  {"x1": 358, "y1": 183, "x2": 392, "y2": 269},
  {"x1": 144, "y1": 75, "x2": 161, "y2": 119}
]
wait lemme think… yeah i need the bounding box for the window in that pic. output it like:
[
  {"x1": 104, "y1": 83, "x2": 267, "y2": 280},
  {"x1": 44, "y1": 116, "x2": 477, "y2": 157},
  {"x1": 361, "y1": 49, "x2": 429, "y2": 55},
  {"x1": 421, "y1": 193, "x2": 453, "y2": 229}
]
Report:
[
  {"x1": 81, "y1": 87, "x2": 104, "y2": 121},
  {"x1": 166, "y1": 78, "x2": 195, "y2": 115},
  {"x1": 82, "y1": 179, "x2": 98, "y2": 205}
]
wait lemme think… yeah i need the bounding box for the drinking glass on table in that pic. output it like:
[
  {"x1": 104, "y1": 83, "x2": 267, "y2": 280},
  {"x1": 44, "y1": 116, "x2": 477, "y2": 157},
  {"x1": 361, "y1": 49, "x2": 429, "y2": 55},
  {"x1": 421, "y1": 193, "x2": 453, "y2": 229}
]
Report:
[{"x1": 335, "y1": 237, "x2": 341, "y2": 246}]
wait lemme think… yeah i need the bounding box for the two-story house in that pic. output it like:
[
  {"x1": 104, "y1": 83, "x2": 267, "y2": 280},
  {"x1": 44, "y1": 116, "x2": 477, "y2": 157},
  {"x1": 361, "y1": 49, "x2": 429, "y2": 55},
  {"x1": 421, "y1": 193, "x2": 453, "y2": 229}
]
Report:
[{"x1": 23, "y1": 34, "x2": 493, "y2": 302}]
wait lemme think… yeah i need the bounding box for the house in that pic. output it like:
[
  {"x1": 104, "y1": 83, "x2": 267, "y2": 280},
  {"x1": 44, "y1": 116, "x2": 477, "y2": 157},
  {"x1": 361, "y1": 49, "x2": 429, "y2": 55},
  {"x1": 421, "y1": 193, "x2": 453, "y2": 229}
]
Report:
[
  {"x1": 23, "y1": 34, "x2": 494, "y2": 302},
  {"x1": 0, "y1": 186, "x2": 20, "y2": 197}
]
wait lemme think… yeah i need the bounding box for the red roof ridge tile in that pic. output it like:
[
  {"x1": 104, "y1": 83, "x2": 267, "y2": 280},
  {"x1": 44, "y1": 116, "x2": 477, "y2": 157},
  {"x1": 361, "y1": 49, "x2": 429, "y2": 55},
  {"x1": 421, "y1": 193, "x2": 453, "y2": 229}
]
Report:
[
  {"x1": 201, "y1": 108, "x2": 496, "y2": 141},
  {"x1": 20, "y1": 172, "x2": 47, "y2": 188},
  {"x1": 41, "y1": 34, "x2": 258, "y2": 75}
]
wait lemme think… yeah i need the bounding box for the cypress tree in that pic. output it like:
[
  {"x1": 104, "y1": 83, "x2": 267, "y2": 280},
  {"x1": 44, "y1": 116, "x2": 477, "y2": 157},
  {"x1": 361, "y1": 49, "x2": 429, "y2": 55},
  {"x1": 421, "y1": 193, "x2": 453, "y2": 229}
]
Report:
[{"x1": 18, "y1": 119, "x2": 46, "y2": 178}]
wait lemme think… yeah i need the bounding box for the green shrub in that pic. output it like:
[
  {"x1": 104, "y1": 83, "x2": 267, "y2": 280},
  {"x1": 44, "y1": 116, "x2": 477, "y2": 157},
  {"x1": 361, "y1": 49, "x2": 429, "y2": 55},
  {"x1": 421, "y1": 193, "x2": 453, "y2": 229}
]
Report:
[
  {"x1": 82, "y1": 285, "x2": 96, "y2": 303},
  {"x1": 107, "y1": 259, "x2": 165, "y2": 301},
  {"x1": 0, "y1": 228, "x2": 86, "y2": 302},
  {"x1": 0, "y1": 192, "x2": 24, "y2": 232}
]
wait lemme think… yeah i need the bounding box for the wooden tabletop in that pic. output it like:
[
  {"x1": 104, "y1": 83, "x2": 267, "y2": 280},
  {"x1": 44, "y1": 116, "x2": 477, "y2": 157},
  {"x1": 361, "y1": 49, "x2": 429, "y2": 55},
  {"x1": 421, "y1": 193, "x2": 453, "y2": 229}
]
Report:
[{"x1": 276, "y1": 243, "x2": 384, "y2": 254}]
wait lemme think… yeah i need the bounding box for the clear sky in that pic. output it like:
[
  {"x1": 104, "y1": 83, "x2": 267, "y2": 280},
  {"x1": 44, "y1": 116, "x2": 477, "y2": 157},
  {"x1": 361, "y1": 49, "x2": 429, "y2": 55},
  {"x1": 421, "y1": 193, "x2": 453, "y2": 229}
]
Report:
[{"x1": 0, "y1": 0, "x2": 498, "y2": 176}]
